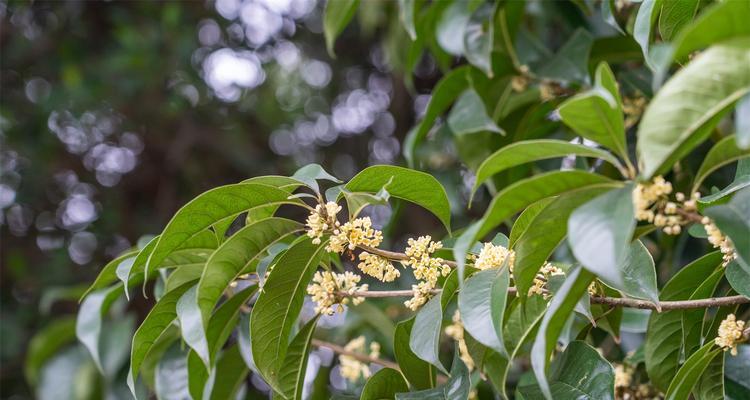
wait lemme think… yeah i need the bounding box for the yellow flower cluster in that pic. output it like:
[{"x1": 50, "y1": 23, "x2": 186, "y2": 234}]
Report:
[
  {"x1": 306, "y1": 271, "x2": 367, "y2": 315},
  {"x1": 527, "y1": 262, "x2": 564, "y2": 297},
  {"x1": 306, "y1": 201, "x2": 341, "y2": 244},
  {"x1": 702, "y1": 217, "x2": 737, "y2": 267},
  {"x1": 633, "y1": 177, "x2": 700, "y2": 235},
  {"x1": 715, "y1": 313, "x2": 746, "y2": 356},
  {"x1": 622, "y1": 93, "x2": 646, "y2": 128},
  {"x1": 339, "y1": 336, "x2": 380, "y2": 383},
  {"x1": 444, "y1": 310, "x2": 474, "y2": 370},
  {"x1": 511, "y1": 65, "x2": 531, "y2": 92},
  {"x1": 358, "y1": 251, "x2": 400, "y2": 282},
  {"x1": 402, "y1": 236, "x2": 451, "y2": 311},
  {"x1": 327, "y1": 217, "x2": 383, "y2": 254},
  {"x1": 614, "y1": 364, "x2": 633, "y2": 388},
  {"x1": 473, "y1": 242, "x2": 516, "y2": 271}
]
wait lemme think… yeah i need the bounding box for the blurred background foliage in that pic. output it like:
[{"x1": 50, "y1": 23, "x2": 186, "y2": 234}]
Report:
[{"x1": 1, "y1": 0, "x2": 739, "y2": 398}]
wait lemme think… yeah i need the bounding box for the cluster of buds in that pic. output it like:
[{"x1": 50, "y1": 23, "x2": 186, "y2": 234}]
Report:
[
  {"x1": 306, "y1": 271, "x2": 367, "y2": 315},
  {"x1": 402, "y1": 236, "x2": 451, "y2": 311},
  {"x1": 511, "y1": 65, "x2": 531, "y2": 92},
  {"x1": 702, "y1": 217, "x2": 737, "y2": 267},
  {"x1": 527, "y1": 262, "x2": 564, "y2": 297},
  {"x1": 473, "y1": 242, "x2": 516, "y2": 271},
  {"x1": 715, "y1": 314, "x2": 746, "y2": 356},
  {"x1": 306, "y1": 201, "x2": 342, "y2": 244},
  {"x1": 339, "y1": 336, "x2": 380, "y2": 383},
  {"x1": 633, "y1": 176, "x2": 700, "y2": 235},
  {"x1": 357, "y1": 252, "x2": 400, "y2": 282},
  {"x1": 614, "y1": 364, "x2": 633, "y2": 389},
  {"x1": 622, "y1": 93, "x2": 647, "y2": 129},
  {"x1": 327, "y1": 217, "x2": 383, "y2": 254},
  {"x1": 444, "y1": 310, "x2": 474, "y2": 370}
]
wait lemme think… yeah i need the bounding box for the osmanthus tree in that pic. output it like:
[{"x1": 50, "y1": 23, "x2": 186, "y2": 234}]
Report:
[{"x1": 25, "y1": 0, "x2": 750, "y2": 399}]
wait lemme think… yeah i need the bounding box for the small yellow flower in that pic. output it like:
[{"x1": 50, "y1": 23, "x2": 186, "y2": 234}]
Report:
[
  {"x1": 715, "y1": 314, "x2": 746, "y2": 356},
  {"x1": 306, "y1": 271, "x2": 368, "y2": 315},
  {"x1": 527, "y1": 262, "x2": 564, "y2": 297},
  {"x1": 402, "y1": 236, "x2": 450, "y2": 310},
  {"x1": 358, "y1": 252, "x2": 400, "y2": 282},
  {"x1": 473, "y1": 242, "x2": 515, "y2": 271},
  {"x1": 327, "y1": 217, "x2": 383, "y2": 254},
  {"x1": 703, "y1": 218, "x2": 737, "y2": 267},
  {"x1": 306, "y1": 201, "x2": 341, "y2": 244},
  {"x1": 339, "y1": 336, "x2": 380, "y2": 383},
  {"x1": 614, "y1": 364, "x2": 633, "y2": 388}
]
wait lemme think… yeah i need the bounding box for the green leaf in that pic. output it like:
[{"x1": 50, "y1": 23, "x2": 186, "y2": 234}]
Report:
[
  {"x1": 155, "y1": 344, "x2": 191, "y2": 400},
  {"x1": 703, "y1": 187, "x2": 750, "y2": 268},
  {"x1": 694, "y1": 350, "x2": 725, "y2": 400},
  {"x1": 409, "y1": 270, "x2": 460, "y2": 374},
  {"x1": 177, "y1": 286, "x2": 210, "y2": 367},
  {"x1": 633, "y1": 0, "x2": 662, "y2": 69},
  {"x1": 250, "y1": 237, "x2": 327, "y2": 387},
  {"x1": 530, "y1": 266, "x2": 595, "y2": 399},
  {"x1": 209, "y1": 344, "x2": 249, "y2": 400},
  {"x1": 463, "y1": 3, "x2": 495, "y2": 77},
  {"x1": 665, "y1": 341, "x2": 723, "y2": 400},
  {"x1": 601, "y1": 0, "x2": 624, "y2": 34},
  {"x1": 394, "y1": 318, "x2": 435, "y2": 390},
  {"x1": 447, "y1": 89, "x2": 503, "y2": 136},
  {"x1": 361, "y1": 368, "x2": 409, "y2": 400},
  {"x1": 725, "y1": 345, "x2": 750, "y2": 399},
  {"x1": 737, "y1": 94, "x2": 750, "y2": 149},
  {"x1": 536, "y1": 28, "x2": 594, "y2": 84},
  {"x1": 645, "y1": 252, "x2": 722, "y2": 391},
  {"x1": 513, "y1": 186, "x2": 612, "y2": 295},
  {"x1": 567, "y1": 183, "x2": 635, "y2": 287},
  {"x1": 520, "y1": 341, "x2": 615, "y2": 400},
  {"x1": 682, "y1": 268, "x2": 724, "y2": 358},
  {"x1": 128, "y1": 281, "x2": 195, "y2": 394},
  {"x1": 473, "y1": 139, "x2": 622, "y2": 198},
  {"x1": 658, "y1": 0, "x2": 699, "y2": 41},
  {"x1": 508, "y1": 197, "x2": 554, "y2": 248},
  {"x1": 24, "y1": 317, "x2": 77, "y2": 386},
  {"x1": 698, "y1": 175, "x2": 750, "y2": 210},
  {"x1": 346, "y1": 165, "x2": 451, "y2": 231},
  {"x1": 291, "y1": 163, "x2": 342, "y2": 193},
  {"x1": 672, "y1": 0, "x2": 750, "y2": 61},
  {"x1": 607, "y1": 240, "x2": 660, "y2": 304},
  {"x1": 455, "y1": 171, "x2": 615, "y2": 281},
  {"x1": 726, "y1": 261, "x2": 750, "y2": 298},
  {"x1": 323, "y1": 0, "x2": 360, "y2": 57},
  {"x1": 435, "y1": 1, "x2": 473, "y2": 56},
  {"x1": 637, "y1": 38, "x2": 750, "y2": 179},
  {"x1": 693, "y1": 135, "x2": 750, "y2": 192},
  {"x1": 76, "y1": 284, "x2": 124, "y2": 374},
  {"x1": 197, "y1": 217, "x2": 302, "y2": 326},
  {"x1": 80, "y1": 249, "x2": 138, "y2": 300},
  {"x1": 395, "y1": 351, "x2": 471, "y2": 400},
  {"x1": 558, "y1": 63, "x2": 628, "y2": 161},
  {"x1": 458, "y1": 267, "x2": 509, "y2": 355},
  {"x1": 277, "y1": 316, "x2": 319, "y2": 400},
  {"x1": 398, "y1": 0, "x2": 418, "y2": 41},
  {"x1": 164, "y1": 263, "x2": 205, "y2": 293}
]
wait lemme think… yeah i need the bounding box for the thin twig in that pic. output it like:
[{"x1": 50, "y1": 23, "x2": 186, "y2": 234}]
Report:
[{"x1": 311, "y1": 339, "x2": 400, "y2": 371}]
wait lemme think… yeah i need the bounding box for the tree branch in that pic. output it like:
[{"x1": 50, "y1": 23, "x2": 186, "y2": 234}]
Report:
[{"x1": 311, "y1": 339, "x2": 401, "y2": 371}]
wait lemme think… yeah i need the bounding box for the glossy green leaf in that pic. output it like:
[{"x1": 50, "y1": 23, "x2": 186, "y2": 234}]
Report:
[
  {"x1": 658, "y1": 0, "x2": 699, "y2": 41},
  {"x1": 665, "y1": 341, "x2": 722, "y2": 400},
  {"x1": 455, "y1": 171, "x2": 615, "y2": 281},
  {"x1": 513, "y1": 186, "x2": 611, "y2": 295},
  {"x1": 520, "y1": 341, "x2": 615, "y2": 400},
  {"x1": 508, "y1": 197, "x2": 554, "y2": 248},
  {"x1": 24, "y1": 317, "x2": 77, "y2": 386},
  {"x1": 395, "y1": 352, "x2": 471, "y2": 400},
  {"x1": 394, "y1": 318, "x2": 435, "y2": 390},
  {"x1": 164, "y1": 263, "x2": 205, "y2": 293},
  {"x1": 725, "y1": 345, "x2": 750, "y2": 399},
  {"x1": 645, "y1": 252, "x2": 722, "y2": 391},
  {"x1": 80, "y1": 249, "x2": 138, "y2": 300},
  {"x1": 177, "y1": 286, "x2": 210, "y2": 367},
  {"x1": 128, "y1": 281, "x2": 195, "y2": 394},
  {"x1": 277, "y1": 316, "x2": 319, "y2": 400},
  {"x1": 323, "y1": 0, "x2": 360, "y2": 56},
  {"x1": 536, "y1": 28, "x2": 593, "y2": 84},
  {"x1": 737, "y1": 94, "x2": 750, "y2": 149},
  {"x1": 463, "y1": 3, "x2": 495, "y2": 77},
  {"x1": 209, "y1": 344, "x2": 249, "y2": 400},
  {"x1": 694, "y1": 350, "x2": 725, "y2": 400},
  {"x1": 633, "y1": 0, "x2": 662, "y2": 68},
  {"x1": 155, "y1": 344, "x2": 191, "y2": 400},
  {"x1": 693, "y1": 135, "x2": 750, "y2": 192},
  {"x1": 473, "y1": 139, "x2": 622, "y2": 198},
  {"x1": 682, "y1": 268, "x2": 724, "y2": 358},
  {"x1": 291, "y1": 163, "x2": 341, "y2": 193},
  {"x1": 703, "y1": 187, "x2": 750, "y2": 268},
  {"x1": 197, "y1": 217, "x2": 302, "y2": 326},
  {"x1": 698, "y1": 175, "x2": 750, "y2": 210},
  {"x1": 567, "y1": 183, "x2": 635, "y2": 287},
  {"x1": 435, "y1": 1, "x2": 472, "y2": 56},
  {"x1": 447, "y1": 89, "x2": 503, "y2": 136},
  {"x1": 530, "y1": 266, "x2": 595, "y2": 399},
  {"x1": 398, "y1": 0, "x2": 418, "y2": 40},
  {"x1": 726, "y1": 261, "x2": 750, "y2": 298},
  {"x1": 250, "y1": 237, "x2": 327, "y2": 387},
  {"x1": 672, "y1": 0, "x2": 750, "y2": 60},
  {"x1": 637, "y1": 38, "x2": 750, "y2": 178},
  {"x1": 346, "y1": 165, "x2": 451, "y2": 231},
  {"x1": 361, "y1": 368, "x2": 409, "y2": 400},
  {"x1": 611, "y1": 240, "x2": 659, "y2": 303},
  {"x1": 558, "y1": 63, "x2": 627, "y2": 161},
  {"x1": 601, "y1": 0, "x2": 624, "y2": 34},
  {"x1": 146, "y1": 183, "x2": 295, "y2": 281},
  {"x1": 76, "y1": 284, "x2": 124, "y2": 374},
  {"x1": 458, "y1": 267, "x2": 509, "y2": 355}
]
